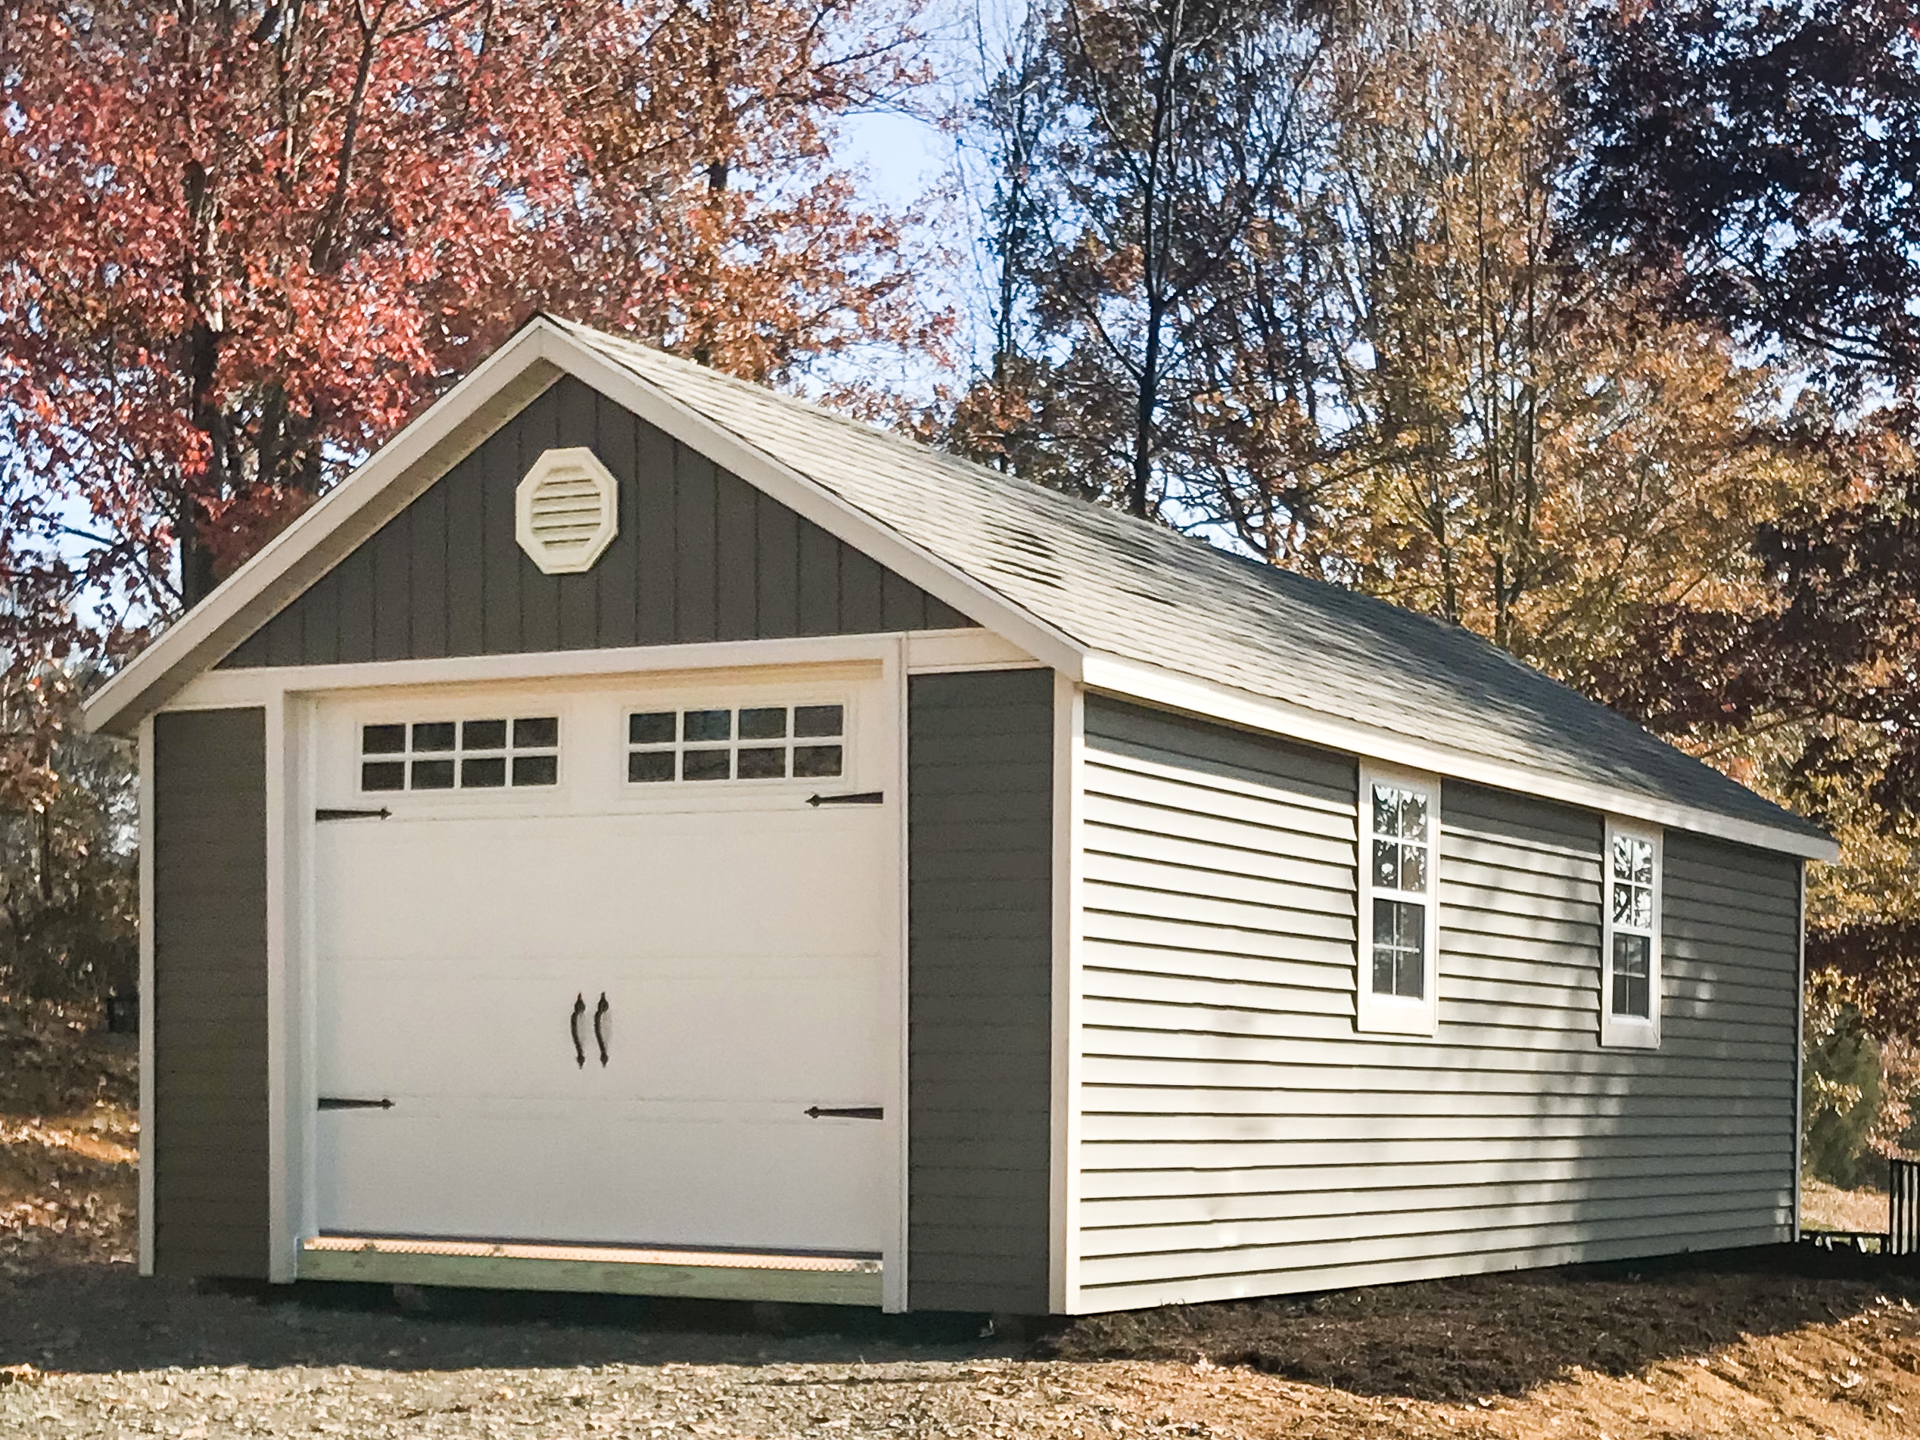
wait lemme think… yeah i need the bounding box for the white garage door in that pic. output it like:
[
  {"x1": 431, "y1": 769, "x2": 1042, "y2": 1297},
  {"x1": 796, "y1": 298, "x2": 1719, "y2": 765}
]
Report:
[{"x1": 307, "y1": 668, "x2": 897, "y2": 1258}]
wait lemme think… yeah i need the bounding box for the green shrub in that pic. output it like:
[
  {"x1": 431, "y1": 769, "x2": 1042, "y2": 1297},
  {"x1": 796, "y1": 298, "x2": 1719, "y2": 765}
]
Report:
[{"x1": 1803, "y1": 1005, "x2": 1886, "y2": 1190}]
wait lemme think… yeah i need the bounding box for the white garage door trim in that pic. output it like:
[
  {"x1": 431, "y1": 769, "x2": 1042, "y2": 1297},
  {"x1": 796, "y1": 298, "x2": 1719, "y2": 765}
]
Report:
[{"x1": 263, "y1": 637, "x2": 912, "y2": 1309}]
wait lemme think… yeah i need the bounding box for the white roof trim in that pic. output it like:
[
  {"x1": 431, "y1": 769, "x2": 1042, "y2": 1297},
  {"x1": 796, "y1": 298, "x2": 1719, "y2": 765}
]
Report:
[
  {"x1": 82, "y1": 318, "x2": 1082, "y2": 737},
  {"x1": 1079, "y1": 652, "x2": 1839, "y2": 863},
  {"x1": 83, "y1": 325, "x2": 561, "y2": 736},
  {"x1": 80, "y1": 318, "x2": 1832, "y2": 862}
]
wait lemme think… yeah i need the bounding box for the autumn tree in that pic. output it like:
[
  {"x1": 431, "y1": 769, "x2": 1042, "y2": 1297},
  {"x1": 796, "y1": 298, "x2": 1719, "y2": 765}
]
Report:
[
  {"x1": 948, "y1": 0, "x2": 1331, "y2": 516},
  {"x1": 1569, "y1": 0, "x2": 1920, "y2": 1033},
  {"x1": 1267, "y1": 0, "x2": 1820, "y2": 675},
  {"x1": 0, "y1": 0, "x2": 942, "y2": 964},
  {"x1": 0, "y1": 0, "x2": 936, "y2": 613},
  {"x1": 951, "y1": 0, "x2": 1817, "y2": 677}
]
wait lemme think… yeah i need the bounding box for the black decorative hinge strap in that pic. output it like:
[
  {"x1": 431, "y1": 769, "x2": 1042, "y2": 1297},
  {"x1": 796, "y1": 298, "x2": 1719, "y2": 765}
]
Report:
[
  {"x1": 804, "y1": 1105, "x2": 884, "y2": 1120},
  {"x1": 317, "y1": 1097, "x2": 394, "y2": 1110},
  {"x1": 315, "y1": 807, "x2": 392, "y2": 822},
  {"x1": 805, "y1": 792, "x2": 883, "y2": 808}
]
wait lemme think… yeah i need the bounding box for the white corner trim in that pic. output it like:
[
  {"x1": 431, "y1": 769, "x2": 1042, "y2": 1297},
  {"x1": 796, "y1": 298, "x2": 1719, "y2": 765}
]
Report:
[
  {"x1": 1355, "y1": 759, "x2": 1442, "y2": 1038},
  {"x1": 886, "y1": 637, "x2": 911, "y2": 1315},
  {"x1": 1049, "y1": 675, "x2": 1086, "y2": 1314},
  {"x1": 1599, "y1": 818, "x2": 1664, "y2": 1051},
  {"x1": 515, "y1": 447, "x2": 619, "y2": 574},
  {"x1": 1079, "y1": 652, "x2": 1838, "y2": 863},
  {"x1": 1793, "y1": 860, "x2": 1808, "y2": 1242},
  {"x1": 136, "y1": 716, "x2": 156, "y2": 1277},
  {"x1": 263, "y1": 692, "x2": 294, "y2": 1281}
]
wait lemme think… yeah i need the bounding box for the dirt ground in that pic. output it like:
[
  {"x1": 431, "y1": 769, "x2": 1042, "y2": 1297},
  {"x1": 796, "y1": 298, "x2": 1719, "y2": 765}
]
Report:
[{"x1": 7, "y1": 1004, "x2": 1920, "y2": 1438}]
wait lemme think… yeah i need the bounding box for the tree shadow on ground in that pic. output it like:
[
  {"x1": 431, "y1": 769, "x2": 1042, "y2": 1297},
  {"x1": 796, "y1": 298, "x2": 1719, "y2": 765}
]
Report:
[
  {"x1": 5, "y1": 1245, "x2": 1918, "y2": 1394},
  {"x1": 1048, "y1": 1245, "x2": 1920, "y2": 1401},
  {"x1": 0, "y1": 1262, "x2": 1011, "y2": 1376}
]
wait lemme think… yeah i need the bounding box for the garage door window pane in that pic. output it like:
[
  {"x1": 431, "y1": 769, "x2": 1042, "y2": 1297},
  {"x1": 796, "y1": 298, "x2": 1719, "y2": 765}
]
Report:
[
  {"x1": 737, "y1": 746, "x2": 787, "y2": 779},
  {"x1": 411, "y1": 758, "x2": 456, "y2": 789},
  {"x1": 412, "y1": 722, "x2": 456, "y2": 752},
  {"x1": 514, "y1": 717, "x2": 559, "y2": 749},
  {"x1": 629, "y1": 712, "x2": 675, "y2": 745},
  {"x1": 628, "y1": 750, "x2": 674, "y2": 783},
  {"x1": 462, "y1": 756, "x2": 507, "y2": 788},
  {"x1": 512, "y1": 754, "x2": 558, "y2": 786},
  {"x1": 682, "y1": 748, "x2": 731, "y2": 781},
  {"x1": 462, "y1": 719, "x2": 507, "y2": 750},
  {"x1": 739, "y1": 707, "x2": 788, "y2": 740},
  {"x1": 793, "y1": 744, "x2": 844, "y2": 778},
  {"x1": 794, "y1": 705, "x2": 843, "y2": 738},
  {"x1": 362, "y1": 724, "x2": 406, "y2": 755},
  {"x1": 362, "y1": 761, "x2": 405, "y2": 791},
  {"x1": 684, "y1": 710, "x2": 731, "y2": 742}
]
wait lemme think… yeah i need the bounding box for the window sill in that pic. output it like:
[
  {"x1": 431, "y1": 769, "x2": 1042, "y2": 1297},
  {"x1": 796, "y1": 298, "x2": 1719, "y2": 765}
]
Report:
[
  {"x1": 1599, "y1": 1016, "x2": 1661, "y2": 1050},
  {"x1": 1356, "y1": 995, "x2": 1438, "y2": 1037}
]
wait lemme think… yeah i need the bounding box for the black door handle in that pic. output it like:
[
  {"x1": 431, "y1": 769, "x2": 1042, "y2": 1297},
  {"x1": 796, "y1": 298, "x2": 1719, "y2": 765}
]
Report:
[
  {"x1": 806, "y1": 791, "x2": 883, "y2": 807},
  {"x1": 593, "y1": 992, "x2": 610, "y2": 1067},
  {"x1": 570, "y1": 994, "x2": 586, "y2": 1069},
  {"x1": 805, "y1": 1105, "x2": 884, "y2": 1120}
]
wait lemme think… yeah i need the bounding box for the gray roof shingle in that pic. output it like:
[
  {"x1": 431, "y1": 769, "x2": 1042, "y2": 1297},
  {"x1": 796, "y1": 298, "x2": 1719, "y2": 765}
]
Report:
[{"x1": 560, "y1": 319, "x2": 1824, "y2": 844}]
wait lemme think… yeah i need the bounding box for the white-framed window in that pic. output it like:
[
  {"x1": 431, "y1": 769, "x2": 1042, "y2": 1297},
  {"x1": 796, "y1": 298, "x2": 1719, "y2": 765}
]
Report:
[
  {"x1": 359, "y1": 717, "x2": 560, "y2": 792},
  {"x1": 625, "y1": 702, "x2": 845, "y2": 785},
  {"x1": 1601, "y1": 820, "x2": 1662, "y2": 1048},
  {"x1": 1356, "y1": 763, "x2": 1441, "y2": 1035}
]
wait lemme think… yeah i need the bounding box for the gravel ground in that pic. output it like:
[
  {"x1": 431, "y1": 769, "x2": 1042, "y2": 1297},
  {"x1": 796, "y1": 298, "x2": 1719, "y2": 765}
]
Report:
[
  {"x1": 5, "y1": 1259, "x2": 1920, "y2": 1439},
  {"x1": 10, "y1": 1007, "x2": 1920, "y2": 1437},
  {"x1": 0, "y1": 1264, "x2": 1177, "y2": 1439}
]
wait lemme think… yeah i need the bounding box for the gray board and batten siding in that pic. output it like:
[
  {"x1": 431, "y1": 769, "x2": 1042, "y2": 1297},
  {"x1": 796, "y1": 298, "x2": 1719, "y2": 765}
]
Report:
[
  {"x1": 219, "y1": 375, "x2": 974, "y2": 669},
  {"x1": 151, "y1": 708, "x2": 271, "y2": 1279},
  {"x1": 907, "y1": 669, "x2": 1055, "y2": 1313},
  {"x1": 1077, "y1": 695, "x2": 1800, "y2": 1311}
]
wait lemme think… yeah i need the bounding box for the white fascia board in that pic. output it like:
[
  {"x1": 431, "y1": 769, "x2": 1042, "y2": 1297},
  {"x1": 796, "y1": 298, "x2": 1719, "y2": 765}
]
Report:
[
  {"x1": 534, "y1": 329, "x2": 1084, "y2": 678},
  {"x1": 83, "y1": 326, "x2": 566, "y2": 737},
  {"x1": 1081, "y1": 652, "x2": 1840, "y2": 864},
  {"x1": 166, "y1": 633, "x2": 921, "y2": 711},
  {"x1": 84, "y1": 318, "x2": 1083, "y2": 738}
]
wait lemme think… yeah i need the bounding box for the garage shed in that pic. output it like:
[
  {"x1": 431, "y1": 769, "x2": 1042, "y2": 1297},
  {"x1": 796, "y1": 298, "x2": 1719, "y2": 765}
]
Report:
[{"x1": 85, "y1": 315, "x2": 1836, "y2": 1316}]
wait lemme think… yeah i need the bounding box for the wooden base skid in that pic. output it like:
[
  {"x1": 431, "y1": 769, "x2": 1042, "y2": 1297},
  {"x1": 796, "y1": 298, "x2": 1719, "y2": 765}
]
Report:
[{"x1": 297, "y1": 1237, "x2": 884, "y2": 1306}]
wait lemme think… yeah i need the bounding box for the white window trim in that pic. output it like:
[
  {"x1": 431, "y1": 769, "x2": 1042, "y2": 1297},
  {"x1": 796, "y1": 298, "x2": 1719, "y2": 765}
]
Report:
[
  {"x1": 1601, "y1": 818, "x2": 1663, "y2": 1049},
  {"x1": 1356, "y1": 761, "x2": 1441, "y2": 1036},
  {"x1": 355, "y1": 714, "x2": 562, "y2": 796},
  {"x1": 622, "y1": 698, "x2": 849, "y2": 788}
]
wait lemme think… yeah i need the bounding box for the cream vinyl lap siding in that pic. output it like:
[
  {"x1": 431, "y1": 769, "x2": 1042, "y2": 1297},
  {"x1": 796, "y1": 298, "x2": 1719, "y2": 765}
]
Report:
[{"x1": 1076, "y1": 697, "x2": 1798, "y2": 1311}]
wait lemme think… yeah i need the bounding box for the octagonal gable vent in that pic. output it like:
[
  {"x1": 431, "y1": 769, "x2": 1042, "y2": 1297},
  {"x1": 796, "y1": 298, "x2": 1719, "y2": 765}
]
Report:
[{"x1": 516, "y1": 447, "x2": 619, "y2": 574}]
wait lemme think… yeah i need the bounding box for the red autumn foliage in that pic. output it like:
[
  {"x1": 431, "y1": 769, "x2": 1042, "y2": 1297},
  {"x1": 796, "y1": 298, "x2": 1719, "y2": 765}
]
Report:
[{"x1": 0, "y1": 0, "x2": 943, "y2": 828}]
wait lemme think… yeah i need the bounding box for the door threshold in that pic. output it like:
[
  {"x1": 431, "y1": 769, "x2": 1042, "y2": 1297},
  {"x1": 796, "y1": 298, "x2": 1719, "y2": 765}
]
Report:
[{"x1": 297, "y1": 1234, "x2": 883, "y2": 1305}]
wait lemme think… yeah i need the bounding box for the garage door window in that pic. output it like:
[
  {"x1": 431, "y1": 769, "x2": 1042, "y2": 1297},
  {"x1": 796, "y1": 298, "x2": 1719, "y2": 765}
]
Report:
[
  {"x1": 361, "y1": 718, "x2": 560, "y2": 791},
  {"x1": 627, "y1": 704, "x2": 844, "y2": 784}
]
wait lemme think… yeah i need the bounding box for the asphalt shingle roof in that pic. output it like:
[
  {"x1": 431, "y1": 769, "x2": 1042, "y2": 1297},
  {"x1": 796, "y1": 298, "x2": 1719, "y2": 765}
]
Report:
[{"x1": 560, "y1": 319, "x2": 1824, "y2": 843}]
